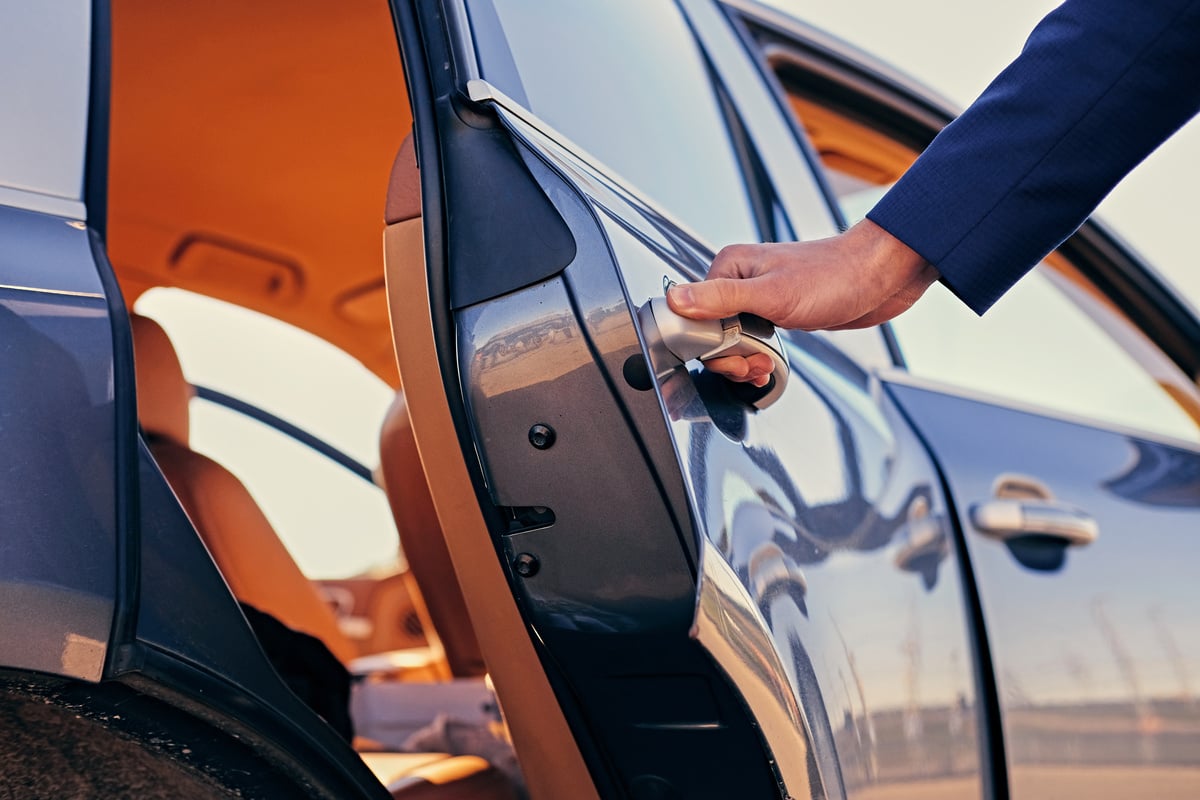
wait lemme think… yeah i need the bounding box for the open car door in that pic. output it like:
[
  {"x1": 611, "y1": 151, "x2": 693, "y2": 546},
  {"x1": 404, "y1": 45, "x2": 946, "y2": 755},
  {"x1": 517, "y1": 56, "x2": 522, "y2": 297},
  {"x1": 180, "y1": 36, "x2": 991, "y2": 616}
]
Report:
[{"x1": 391, "y1": 3, "x2": 986, "y2": 799}]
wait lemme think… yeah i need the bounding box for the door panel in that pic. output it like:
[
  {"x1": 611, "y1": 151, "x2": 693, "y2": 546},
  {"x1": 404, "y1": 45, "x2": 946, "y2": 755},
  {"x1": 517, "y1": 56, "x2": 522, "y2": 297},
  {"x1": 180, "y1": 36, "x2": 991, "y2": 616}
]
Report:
[
  {"x1": 888, "y1": 378, "x2": 1200, "y2": 798},
  {"x1": 442, "y1": 86, "x2": 984, "y2": 799},
  {"x1": 0, "y1": 206, "x2": 117, "y2": 682}
]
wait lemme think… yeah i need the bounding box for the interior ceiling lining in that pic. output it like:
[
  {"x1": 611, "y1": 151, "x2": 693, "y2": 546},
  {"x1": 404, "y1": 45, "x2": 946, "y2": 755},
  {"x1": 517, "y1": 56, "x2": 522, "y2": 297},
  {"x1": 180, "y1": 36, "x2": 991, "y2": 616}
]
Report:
[{"x1": 108, "y1": 0, "x2": 413, "y2": 383}]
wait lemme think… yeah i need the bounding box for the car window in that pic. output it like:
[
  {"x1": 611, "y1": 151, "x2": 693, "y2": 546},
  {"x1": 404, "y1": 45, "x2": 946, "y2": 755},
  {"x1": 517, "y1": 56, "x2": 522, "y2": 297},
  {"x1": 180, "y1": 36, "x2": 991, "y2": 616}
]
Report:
[
  {"x1": 892, "y1": 267, "x2": 1200, "y2": 444},
  {"x1": 134, "y1": 288, "x2": 403, "y2": 578},
  {"x1": 778, "y1": 89, "x2": 1200, "y2": 444},
  {"x1": 474, "y1": 0, "x2": 760, "y2": 248}
]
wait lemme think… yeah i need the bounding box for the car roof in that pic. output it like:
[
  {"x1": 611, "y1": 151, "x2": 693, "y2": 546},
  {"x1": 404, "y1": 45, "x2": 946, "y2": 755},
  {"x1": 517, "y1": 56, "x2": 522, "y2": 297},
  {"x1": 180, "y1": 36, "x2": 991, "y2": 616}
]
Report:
[{"x1": 107, "y1": 0, "x2": 411, "y2": 384}]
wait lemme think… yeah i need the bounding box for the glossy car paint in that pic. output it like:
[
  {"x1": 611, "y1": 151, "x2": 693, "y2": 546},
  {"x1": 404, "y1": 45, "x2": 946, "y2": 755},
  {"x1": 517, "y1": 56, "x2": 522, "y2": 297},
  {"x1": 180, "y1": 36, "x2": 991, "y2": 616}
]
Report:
[
  {"x1": 0, "y1": 206, "x2": 115, "y2": 682},
  {"x1": 888, "y1": 376, "x2": 1200, "y2": 797},
  {"x1": 450, "y1": 58, "x2": 982, "y2": 800}
]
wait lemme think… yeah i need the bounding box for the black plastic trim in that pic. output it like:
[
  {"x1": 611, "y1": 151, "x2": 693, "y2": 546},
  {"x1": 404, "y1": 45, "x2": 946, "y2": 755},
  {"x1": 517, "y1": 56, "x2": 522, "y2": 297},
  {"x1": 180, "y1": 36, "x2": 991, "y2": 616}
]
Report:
[
  {"x1": 392, "y1": 5, "x2": 628, "y2": 796},
  {"x1": 91, "y1": 230, "x2": 141, "y2": 675},
  {"x1": 884, "y1": 383, "x2": 1009, "y2": 800},
  {"x1": 127, "y1": 644, "x2": 389, "y2": 799}
]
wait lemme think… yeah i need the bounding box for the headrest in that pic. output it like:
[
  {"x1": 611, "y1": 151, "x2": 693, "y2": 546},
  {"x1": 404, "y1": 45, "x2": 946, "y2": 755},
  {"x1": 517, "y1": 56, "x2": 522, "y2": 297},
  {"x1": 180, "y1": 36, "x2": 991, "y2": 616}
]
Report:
[
  {"x1": 384, "y1": 133, "x2": 420, "y2": 225},
  {"x1": 130, "y1": 313, "x2": 193, "y2": 446}
]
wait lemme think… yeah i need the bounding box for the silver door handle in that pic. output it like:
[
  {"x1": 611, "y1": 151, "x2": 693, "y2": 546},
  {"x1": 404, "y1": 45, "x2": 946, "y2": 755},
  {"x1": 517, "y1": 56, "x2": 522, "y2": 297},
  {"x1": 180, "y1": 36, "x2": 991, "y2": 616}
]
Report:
[
  {"x1": 969, "y1": 499, "x2": 1099, "y2": 547},
  {"x1": 637, "y1": 293, "x2": 789, "y2": 410}
]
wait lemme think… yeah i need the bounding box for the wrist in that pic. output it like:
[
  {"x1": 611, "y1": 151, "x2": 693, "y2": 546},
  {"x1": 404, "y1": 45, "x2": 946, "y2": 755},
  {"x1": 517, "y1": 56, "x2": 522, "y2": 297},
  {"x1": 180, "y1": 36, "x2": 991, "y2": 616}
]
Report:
[{"x1": 847, "y1": 218, "x2": 932, "y2": 285}]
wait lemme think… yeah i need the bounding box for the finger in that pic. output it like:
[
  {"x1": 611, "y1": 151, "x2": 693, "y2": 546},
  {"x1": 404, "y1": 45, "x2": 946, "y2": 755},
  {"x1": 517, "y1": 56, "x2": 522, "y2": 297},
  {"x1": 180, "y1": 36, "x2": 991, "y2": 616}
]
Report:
[
  {"x1": 701, "y1": 352, "x2": 776, "y2": 384},
  {"x1": 741, "y1": 352, "x2": 776, "y2": 380},
  {"x1": 667, "y1": 277, "x2": 770, "y2": 321},
  {"x1": 701, "y1": 354, "x2": 753, "y2": 381},
  {"x1": 705, "y1": 244, "x2": 760, "y2": 280}
]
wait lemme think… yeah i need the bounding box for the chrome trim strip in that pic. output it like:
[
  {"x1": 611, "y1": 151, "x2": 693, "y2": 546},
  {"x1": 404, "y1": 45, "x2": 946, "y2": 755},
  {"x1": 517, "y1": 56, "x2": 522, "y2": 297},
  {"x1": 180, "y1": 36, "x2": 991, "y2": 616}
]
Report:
[
  {"x1": 0, "y1": 186, "x2": 87, "y2": 221},
  {"x1": 691, "y1": 543, "x2": 815, "y2": 800},
  {"x1": 0, "y1": 282, "x2": 102, "y2": 299}
]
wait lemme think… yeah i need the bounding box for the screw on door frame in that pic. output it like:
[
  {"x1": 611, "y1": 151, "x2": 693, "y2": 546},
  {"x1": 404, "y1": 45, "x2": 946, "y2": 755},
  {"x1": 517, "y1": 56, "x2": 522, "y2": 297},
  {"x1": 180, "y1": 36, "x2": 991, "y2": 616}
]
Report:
[
  {"x1": 528, "y1": 423, "x2": 556, "y2": 450},
  {"x1": 513, "y1": 553, "x2": 540, "y2": 578}
]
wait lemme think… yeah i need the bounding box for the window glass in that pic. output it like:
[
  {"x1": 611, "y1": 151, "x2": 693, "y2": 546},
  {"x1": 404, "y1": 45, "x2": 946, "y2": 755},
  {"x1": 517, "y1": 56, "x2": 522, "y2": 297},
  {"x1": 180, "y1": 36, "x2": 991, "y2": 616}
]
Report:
[
  {"x1": 478, "y1": 0, "x2": 760, "y2": 248},
  {"x1": 777, "y1": 83, "x2": 1200, "y2": 443},
  {"x1": 135, "y1": 288, "x2": 402, "y2": 578},
  {"x1": 891, "y1": 271, "x2": 1200, "y2": 443}
]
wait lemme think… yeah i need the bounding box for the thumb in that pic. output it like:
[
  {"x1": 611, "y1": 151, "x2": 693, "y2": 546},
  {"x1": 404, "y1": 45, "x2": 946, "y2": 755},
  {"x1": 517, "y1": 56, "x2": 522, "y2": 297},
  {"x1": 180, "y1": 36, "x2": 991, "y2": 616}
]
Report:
[{"x1": 667, "y1": 278, "x2": 765, "y2": 321}]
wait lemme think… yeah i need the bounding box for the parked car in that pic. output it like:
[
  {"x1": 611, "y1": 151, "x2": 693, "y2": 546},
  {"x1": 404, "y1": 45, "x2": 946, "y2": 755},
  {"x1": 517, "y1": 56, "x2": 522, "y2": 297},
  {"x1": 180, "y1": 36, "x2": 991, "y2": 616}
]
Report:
[{"x1": 2, "y1": 0, "x2": 1198, "y2": 798}]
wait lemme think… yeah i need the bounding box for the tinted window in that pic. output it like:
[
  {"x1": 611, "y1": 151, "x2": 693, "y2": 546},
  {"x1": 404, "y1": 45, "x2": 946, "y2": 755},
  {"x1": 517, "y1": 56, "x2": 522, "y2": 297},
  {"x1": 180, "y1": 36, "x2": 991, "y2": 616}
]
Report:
[{"x1": 476, "y1": 0, "x2": 760, "y2": 248}]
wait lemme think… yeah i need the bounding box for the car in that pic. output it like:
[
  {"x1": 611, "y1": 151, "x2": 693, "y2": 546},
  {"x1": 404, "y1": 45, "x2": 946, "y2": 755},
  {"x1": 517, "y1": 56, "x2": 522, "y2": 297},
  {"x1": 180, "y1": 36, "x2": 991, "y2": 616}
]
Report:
[{"x1": 2, "y1": 0, "x2": 1198, "y2": 798}]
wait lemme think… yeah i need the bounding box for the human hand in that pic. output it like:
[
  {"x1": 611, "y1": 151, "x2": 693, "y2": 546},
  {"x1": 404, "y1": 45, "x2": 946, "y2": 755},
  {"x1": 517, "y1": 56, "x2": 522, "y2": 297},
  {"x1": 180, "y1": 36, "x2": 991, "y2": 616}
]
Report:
[{"x1": 667, "y1": 219, "x2": 938, "y2": 384}]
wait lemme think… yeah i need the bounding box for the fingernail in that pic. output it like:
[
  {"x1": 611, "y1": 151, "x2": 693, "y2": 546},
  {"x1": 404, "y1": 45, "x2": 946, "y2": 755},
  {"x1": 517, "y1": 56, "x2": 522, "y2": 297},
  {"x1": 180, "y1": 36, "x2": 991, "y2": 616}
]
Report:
[{"x1": 669, "y1": 285, "x2": 694, "y2": 310}]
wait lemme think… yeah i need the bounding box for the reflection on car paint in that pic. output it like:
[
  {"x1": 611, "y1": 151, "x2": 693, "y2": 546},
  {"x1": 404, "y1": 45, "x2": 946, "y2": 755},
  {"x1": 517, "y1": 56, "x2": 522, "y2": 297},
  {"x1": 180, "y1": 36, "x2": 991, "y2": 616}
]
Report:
[
  {"x1": 888, "y1": 381, "x2": 1200, "y2": 796},
  {"x1": 0, "y1": 216, "x2": 117, "y2": 683},
  {"x1": 513, "y1": 116, "x2": 985, "y2": 796}
]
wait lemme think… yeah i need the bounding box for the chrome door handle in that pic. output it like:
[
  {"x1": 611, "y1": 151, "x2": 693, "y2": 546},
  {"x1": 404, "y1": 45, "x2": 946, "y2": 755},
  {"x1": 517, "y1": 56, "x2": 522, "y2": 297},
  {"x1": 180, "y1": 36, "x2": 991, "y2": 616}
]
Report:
[
  {"x1": 969, "y1": 499, "x2": 1099, "y2": 547},
  {"x1": 637, "y1": 292, "x2": 789, "y2": 410}
]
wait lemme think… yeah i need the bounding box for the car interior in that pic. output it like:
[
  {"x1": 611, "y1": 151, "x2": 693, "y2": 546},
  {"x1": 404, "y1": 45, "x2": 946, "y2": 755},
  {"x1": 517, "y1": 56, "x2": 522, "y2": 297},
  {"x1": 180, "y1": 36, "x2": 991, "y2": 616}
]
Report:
[
  {"x1": 101, "y1": 2, "x2": 1200, "y2": 798},
  {"x1": 104, "y1": 1, "x2": 591, "y2": 798}
]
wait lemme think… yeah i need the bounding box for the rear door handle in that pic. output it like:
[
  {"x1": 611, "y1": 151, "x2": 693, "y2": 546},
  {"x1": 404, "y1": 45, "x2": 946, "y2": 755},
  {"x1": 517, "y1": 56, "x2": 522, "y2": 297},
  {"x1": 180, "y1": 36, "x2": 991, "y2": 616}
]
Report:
[
  {"x1": 637, "y1": 293, "x2": 789, "y2": 410},
  {"x1": 969, "y1": 498, "x2": 1099, "y2": 547}
]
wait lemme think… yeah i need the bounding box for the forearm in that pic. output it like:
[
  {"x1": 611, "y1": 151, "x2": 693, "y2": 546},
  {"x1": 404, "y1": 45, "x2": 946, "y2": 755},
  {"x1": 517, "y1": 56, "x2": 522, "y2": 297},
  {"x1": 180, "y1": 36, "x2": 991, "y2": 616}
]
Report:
[{"x1": 868, "y1": 0, "x2": 1200, "y2": 314}]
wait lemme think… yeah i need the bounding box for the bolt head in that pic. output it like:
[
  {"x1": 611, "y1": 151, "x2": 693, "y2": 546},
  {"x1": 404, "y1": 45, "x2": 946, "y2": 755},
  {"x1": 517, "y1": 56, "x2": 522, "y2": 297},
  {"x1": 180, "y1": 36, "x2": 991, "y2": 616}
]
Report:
[
  {"x1": 513, "y1": 553, "x2": 540, "y2": 578},
  {"x1": 528, "y1": 423, "x2": 556, "y2": 450}
]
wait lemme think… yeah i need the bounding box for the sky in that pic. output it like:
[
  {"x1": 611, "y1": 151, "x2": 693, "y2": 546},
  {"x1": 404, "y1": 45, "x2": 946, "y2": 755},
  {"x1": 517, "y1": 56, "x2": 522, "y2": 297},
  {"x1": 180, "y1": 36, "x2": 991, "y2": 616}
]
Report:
[{"x1": 772, "y1": 0, "x2": 1200, "y2": 310}]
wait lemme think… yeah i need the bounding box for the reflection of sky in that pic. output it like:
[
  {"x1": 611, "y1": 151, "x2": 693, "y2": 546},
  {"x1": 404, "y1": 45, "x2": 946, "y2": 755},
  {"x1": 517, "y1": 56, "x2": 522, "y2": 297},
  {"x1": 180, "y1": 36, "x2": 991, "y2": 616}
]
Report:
[
  {"x1": 598, "y1": 192, "x2": 977, "y2": 718},
  {"x1": 484, "y1": 0, "x2": 759, "y2": 249},
  {"x1": 891, "y1": 273, "x2": 1200, "y2": 444},
  {"x1": 974, "y1": 524, "x2": 1200, "y2": 705}
]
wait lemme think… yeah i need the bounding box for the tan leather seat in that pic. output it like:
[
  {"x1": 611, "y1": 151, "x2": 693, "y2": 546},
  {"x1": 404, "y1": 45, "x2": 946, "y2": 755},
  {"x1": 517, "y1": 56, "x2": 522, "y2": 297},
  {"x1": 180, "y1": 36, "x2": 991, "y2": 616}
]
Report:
[
  {"x1": 131, "y1": 313, "x2": 358, "y2": 663},
  {"x1": 131, "y1": 312, "x2": 518, "y2": 800},
  {"x1": 379, "y1": 392, "x2": 485, "y2": 677}
]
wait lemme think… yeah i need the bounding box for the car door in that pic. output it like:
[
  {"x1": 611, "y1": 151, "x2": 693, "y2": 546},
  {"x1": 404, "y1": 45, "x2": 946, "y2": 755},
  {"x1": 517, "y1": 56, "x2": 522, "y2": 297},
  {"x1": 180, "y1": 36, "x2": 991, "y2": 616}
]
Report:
[
  {"x1": 729, "y1": 5, "x2": 1200, "y2": 798},
  {"x1": 394, "y1": 2, "x2": 984, "y2": 798},
  {"x1": 0, "y1": 4, "x2": 122, "y2": 686},
  {"x1": 1, "y1": 6, "x2": 388, "y2": 798}
]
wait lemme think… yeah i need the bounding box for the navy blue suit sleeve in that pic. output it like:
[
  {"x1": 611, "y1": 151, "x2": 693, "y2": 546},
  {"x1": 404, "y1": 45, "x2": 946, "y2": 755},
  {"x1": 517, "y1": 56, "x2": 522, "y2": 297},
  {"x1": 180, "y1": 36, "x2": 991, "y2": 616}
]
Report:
[{"x1": 866, "y1": 0, "x2": 1200, "y2": 314}]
